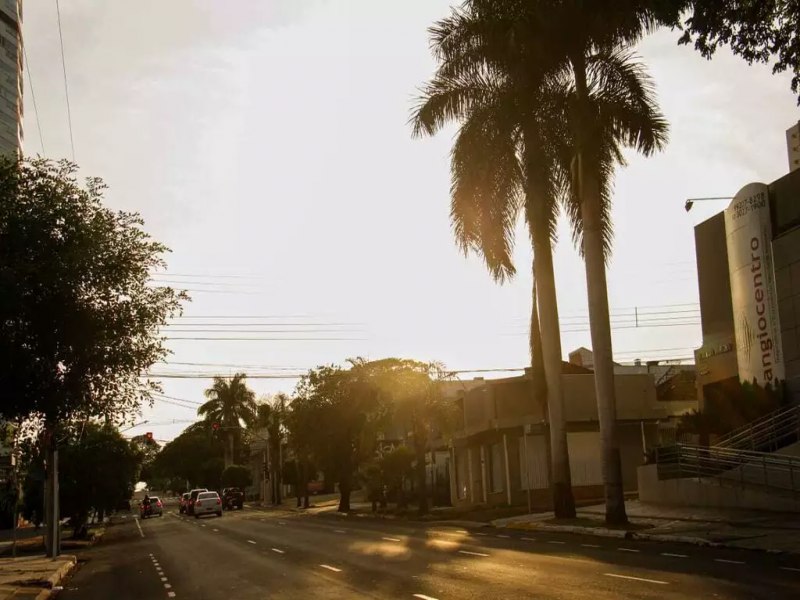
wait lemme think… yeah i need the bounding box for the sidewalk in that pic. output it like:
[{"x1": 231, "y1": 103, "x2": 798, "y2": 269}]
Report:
[
  {"x1": 0, "y1": 555, "x2": 76, "y2": 600},
  {"x1": 493, "y1": 500, "x2": 800, "y2": 554}
]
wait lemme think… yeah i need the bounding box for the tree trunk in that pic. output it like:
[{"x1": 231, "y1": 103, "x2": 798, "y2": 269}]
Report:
[
  {"x1": 415, "y1": 442, "x2": 428, "y2": 515},
  {"x1": 531, "y1": 211, "x2": 576, "y2": 518},
  {"x1": 571, "y1": 52, "x2": 628, "y2": 526},
  {"x1": 338, "y1": 476, "x2": 351, "y2": 513},
  {"x1": 224, "y1": 432, "x2": 233, "y2": 469}
]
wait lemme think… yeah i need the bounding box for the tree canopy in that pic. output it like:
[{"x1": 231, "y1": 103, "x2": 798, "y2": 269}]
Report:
[{"x1": 0, "y1": 158, "x2": 186, "y2": 426}]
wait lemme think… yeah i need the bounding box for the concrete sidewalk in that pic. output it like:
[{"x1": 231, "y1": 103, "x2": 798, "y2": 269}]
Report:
[
  {"x1": 493, "y1": 500, "x2": 800, "y2": 554},
  {"x1": 0, "y1": 555, "x2": 77, "y2": 600}
]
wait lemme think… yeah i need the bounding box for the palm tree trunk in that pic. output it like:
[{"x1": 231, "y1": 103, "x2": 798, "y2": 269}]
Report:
[
  {"x1": 531, "y1": 207, "x2": 576, "y2": 519},
  {"x1": 224, "y1": 432, "x2": 234, "y2": 469},
  {"x1": 571, "y1": 52, "x2": 627, "y2": 525}
]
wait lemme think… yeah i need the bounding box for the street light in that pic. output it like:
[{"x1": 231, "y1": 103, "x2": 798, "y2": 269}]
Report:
[{"x1": 684, "y1": 196, "x2": 734, "y2": 212}]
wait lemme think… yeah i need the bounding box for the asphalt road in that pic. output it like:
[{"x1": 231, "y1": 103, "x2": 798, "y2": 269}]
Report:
[{"x1": 59, "y1": 504, "x2": 800, "y2": 599}]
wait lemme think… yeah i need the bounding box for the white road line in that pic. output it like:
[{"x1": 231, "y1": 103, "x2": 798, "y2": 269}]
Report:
[
  {"x1": 413, "y1": 594, "x2": 439, "y2": 600},
  {"x1": 278, "y1": 521, "x2": 287, "y2": 525},
  {"x1": 581, "y1": 543, "x2": 600, "y2": 548},
  {"x1": 319, "y1": 564, "x2": 342, "y2": 573},
  {"x1": 604, "y1": 573, "x2": 669, "y2": 585},
  {"x1": 164, "y1": 583, "x2": 172, "y2": 589},
  {"x1": 715, "y1": 558, "x2": 745, "y2": 564},
  {"x1": 382, "y1": 537, "x2": 401, "y2": 542},
  {"x1": 334, "y1": 529, "x2": 346, "y2": 534},
  {"x1": 522, "y1": 537, "x2": 537, "y2": 542},
  {"x1": 454, "y1": 530, "x2": 469, "y2": 534},
  {"x1": 247, "y1": 540, "x2": 257, "y2": 544},
  {"x1": 661, "y1": 552, "x2": 688, "y2": 558},
  {"x1": 496, "y1": 534, "x2": 510, "y2": 539},
  {"x1": 201, "y1": 524, "x2": 207, "y2": 527},
  {"x1": 212, "y1": 528, "x2": 219, "y2": 532},
  {"x1": 780, "y1": 566, "x2": 800, "y2": 572},
  {"x1": 475, "y1": 532, "x2": 488, "y2": 536},
  {"x1": 134, "y1": 517, "x2": 144, "y2": 538},
  {"x1": 618, "y1": 548, "x2": 640, "y2": 553},
  {"x1": 160, "y1": 577, "x2": 167, "y2": 582},
  {"x1": 547, "y1": 540, "x2": 566, "y2": 545},
  {"x1": 458, "y1": 550, "x2": 489, "y2": 557},
  {"x1": 167, "y1": 593, "x2": 176, "y2": 599},
  {"x1": 272, "y1": 548, "x2": 285, "y2": 554}
]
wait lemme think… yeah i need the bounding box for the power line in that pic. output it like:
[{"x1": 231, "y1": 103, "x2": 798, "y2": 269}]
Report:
[
  {"x1": 163, "y1": 336, "x2": 366, "y2": 341},
  {"x1": 153, "y1": 392, "x2": 203, "y2": 406},
  {"x1": 54, "y1": 0, "x2": 75, "y2": 161},
  {"x1": 151, "y1": 396, "x2": 200, "y2": 411},
  {"x1": 22, "y1": 43, "x2": 45, "y2": 155}
]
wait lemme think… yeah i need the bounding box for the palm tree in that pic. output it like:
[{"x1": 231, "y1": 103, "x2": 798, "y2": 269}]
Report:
[
  {"x1": 198, "y1": 374, "x2": 257, "y2": 468},
  {"x1": 413, "y1": 1, "x2": 668, "y2": 523},
  {"x1": 256, "y1": 394, "x2": 289, "y2": 505}
]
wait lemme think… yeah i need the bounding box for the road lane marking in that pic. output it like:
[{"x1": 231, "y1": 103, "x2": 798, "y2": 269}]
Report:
[
  {"x1": 272, "y1": 548, "x2": 285, "y2": 554},
  {"x1": 213, "y1": 529, "x2": 219, "y2": 532},
  {"x1": 618, "y1": 548, "x2": 640, "y2": 553},
  {"x1": 278, "y1": 521, "x2": 287, "y2": 525},
  {"x1": 382, "y1": 537, "x2": 401, "y2": 542},
  {"x1": 475, "y1": 532, "x2": 488, "y2": 536},
  {"x1": 167, "y1": 593, "x2": 175, "y2": 599},
  {"x1": 134, "y1": 517, "x2": 145, "y2": 538},
  {"x1": 715, "y1": 558, "x2": 745, "y2": 564},
  {"x1": 458, "y1": 550, "x2": 489, "y2": 557},
  {"x1": 413, "y1": 595, "x2": 439, "y2": 600},
  {"x1": 780, "y1": 567, "x2": 800, "y2": 572},
  {"x1": 247, "y1": 540, "x2": 257, "y2": 544},
  {"x1": 496, "y1": 535, "x2": 510, "y2": 539},
  {"x1": 661, "y1": 552, "x2": 688, "y2": 558},
  {"x1": 160, "y1": 577, "x2": 167, "y2": 582},
  {"x1": 164, "y1": 583, "x2": 172, "y2": 589},
  {"x1": 319, "y1": 564, "x2": 342, "y2": 572},
  {"x1": 605, "y1": 573, "x2": 668, "y2": 585},
  {"x1": 581, "y1": 543, "x2": 600, "y2": 548},
  {"x1": 547, "y1": 540, "x2": 566, "y2": 545},
  {"x1": 522, "y1": 537, "x2": 537, "y2": 542},
  {"x1": 334, "y1": 529, "x2": 346, "y2": 534}
]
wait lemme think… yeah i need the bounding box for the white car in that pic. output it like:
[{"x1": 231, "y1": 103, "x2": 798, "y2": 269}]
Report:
[{"x1": 193, "y1": 491, "x2": 222, "y2": 518}]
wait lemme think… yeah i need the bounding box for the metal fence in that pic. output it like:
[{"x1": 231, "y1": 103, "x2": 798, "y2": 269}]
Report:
[{"x1": 714, "y1": 404, "x2": 800, "y2": 452}]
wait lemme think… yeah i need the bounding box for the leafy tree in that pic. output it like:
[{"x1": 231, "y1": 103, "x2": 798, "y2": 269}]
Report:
[
  {"x1": 198, "y1": 374, "x2": 257, "y2": 468},
  {"x1": 380, "y1": 446, "x2": 415, "y2": 509},
  {"x1": 414, "y1": 0, "x2": 668, "y2": 523},
  {"x1": 284, "y1": 395, "x2": 318, "y2": 509},
  {"x1": 130, "y1": 434, "x2": 161, "y2": 483},
  {"x1": 255, "y1": 394, "x2": 289, "y2": 505},
  {"x1": 221, "y1": 464, "x2": 252, "y2": 489},
  {"x1": 151, "y1": 421, "x2": 225, "y2": 488},
  {"x1": 672, "y1": 0, "x2": 800, "y2": 103}
]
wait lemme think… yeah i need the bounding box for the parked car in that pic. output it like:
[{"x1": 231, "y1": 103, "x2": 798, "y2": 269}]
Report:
[
  {"x1": 221, "y1": 487, "x2": 244, "y2": 510},
  {"x1": 193, "y1": 491, "x2": 222, "y2": 518},
  {"x1": 179, "y1": 492, "x2": 190, "y2": 514},
  {"x1": 186, "y1": 488, "x2": 208, "y2": 516}
]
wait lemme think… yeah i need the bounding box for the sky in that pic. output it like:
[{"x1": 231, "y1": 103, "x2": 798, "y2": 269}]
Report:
[{"x1": 21, "y1": 1, "x2": 799, "y2": 441}]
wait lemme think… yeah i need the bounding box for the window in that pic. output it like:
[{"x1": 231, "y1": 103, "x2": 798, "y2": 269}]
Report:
[{"x1": 488, "y1": 442, "x2": 504, "y2": 493}]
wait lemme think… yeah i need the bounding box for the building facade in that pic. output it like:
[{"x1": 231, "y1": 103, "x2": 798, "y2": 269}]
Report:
[
  {"x1": 0, "y1": 0, "x2": 21, "y2": 156},
  {"x1": 448, "y1": 360, "x2": 696, "y2": 509},
  {"x1": 694, "y1": 128, "x2": 800, "y2": 405}
]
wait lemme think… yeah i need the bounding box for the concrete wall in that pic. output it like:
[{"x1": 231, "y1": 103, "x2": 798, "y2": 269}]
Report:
[
  {"x1": 637, "y1": 464, "x2": 800, "y2": 512},
  {"x1": 772, "y1": 223, "x2": 800, "y2": 402}
]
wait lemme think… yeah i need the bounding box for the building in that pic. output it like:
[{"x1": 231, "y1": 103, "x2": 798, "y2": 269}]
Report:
[
  {"x1": 448, "y1": 357, "x2": 696, "y2": 508},
  {"x1": 787, "y1": 121, "x2": 799, "y2": 173},
  {"x1": 693, "y1": 125, "x2": 800, "y2": 406},
  {"x1": 0, "y1": 0, "x2": 22, "y2": 155}
]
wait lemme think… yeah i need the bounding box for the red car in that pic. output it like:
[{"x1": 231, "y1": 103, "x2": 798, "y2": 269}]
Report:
[{"x1": 179, "y1": 492, "x2": 190, "y2": 514}]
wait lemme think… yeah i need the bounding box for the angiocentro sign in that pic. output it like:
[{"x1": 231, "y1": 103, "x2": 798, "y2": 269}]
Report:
[{"x1": 724, "y1": 182, "x2": 784, "y2": 385}]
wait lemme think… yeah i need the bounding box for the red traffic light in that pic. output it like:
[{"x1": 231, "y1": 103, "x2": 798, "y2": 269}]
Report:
[
  {"x1": 212, "y1": 422, "x2": 220, "y2": 431},
  {"x1": 145, "y1": 432, "x2": 153, "y2": 441}
]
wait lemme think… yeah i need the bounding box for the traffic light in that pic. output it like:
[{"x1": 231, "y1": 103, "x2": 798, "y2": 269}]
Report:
[
  {"x1": 145, "y1": 432, "x2": 153, "y2": 441},
  {"x1": 212, "y1": 422, "x2": 220, "y2": 432}
]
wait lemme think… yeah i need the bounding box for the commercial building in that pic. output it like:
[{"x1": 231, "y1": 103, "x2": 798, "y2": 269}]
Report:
[
  {"x1": 693, "y1": 124, "x2": 800, "y2": 406},
  {"x1": 447, "y1": 354, "x2": 696, "y2": 508},
  {"x1": 0, "y1": 0, "x2": 21, "y2": 155}
]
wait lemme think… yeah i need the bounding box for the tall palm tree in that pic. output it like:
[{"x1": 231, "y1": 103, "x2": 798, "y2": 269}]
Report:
[
  {"x1": 198, "y1": 373, "x2": 257, "y2": 468},
  {"x1": 413, "y1": 1, "x2": 668, "y2": 523}
]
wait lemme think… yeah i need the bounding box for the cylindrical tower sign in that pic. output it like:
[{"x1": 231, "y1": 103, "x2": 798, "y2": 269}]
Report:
[{"x1": 724, "y1": 182, "x2": 784, "y2": 385}]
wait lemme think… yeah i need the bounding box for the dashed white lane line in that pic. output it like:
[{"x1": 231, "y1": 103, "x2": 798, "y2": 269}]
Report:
[
  {"x1": 496, "y1": 535, "x2": 510, "y2": 539},
  {"x1": 604, "y1": 573, "x2": 669, "y2": 585},
  {"x1": 278, "y1": 521, "x2": 287, "y2": 525},
  {"x1": 780, "y1": 566, "x2": 800, "y2": 572},
  {"x1": 168, "y1": 593, "x2": 176, "y2": 599},
  {"x1": 382, "y1": 537, "x2": 402, "y2": 542},
  {"x1": 319, "y1": 564, "x2": 342, "y2": 573},
  {"x1": 715, "y1": 558, "x2": 745, "y2": 565},
  {"x1": 581, "y1": 543, "x2": 600, "y2": 548},
  {"x1": 160, "y1": 577, "x2": 167, "y2": 582},
  {"x1": 134, "y1": 517, "x2": 145, "y2": 538},
  {"x1": 547, "y1": 540, "x2": 566, "y2": 545},
  {"x1": 661, "y1": 552, "x2": 688, "y2": 558},
  {"x1": 334, "y1": 529, "x2": 346, "y2": 534},
  {"x1": 247, "y1": 540, "x2": 257, "y2": 545},
  {"x1": 272, "y1": 548, "x2": 285, "y2": 554},
  {"x1": 458, "y1": 550, "x2": 489, "y2": 557},
  {"x1": 413, "y1": 594, "x2": 439, "y2": 600},
  {"x1": 521, "y1": 537, "x2": 537, "y2": 542},
  {"x1": 475, "y1": 532, "x2": 488, "y2": 536},
  {"x1": 212, "y1": 529, "x2": 219, "y2": 532},
  {"x1": 164, "y1": 583, "x2": 172, "y2": 590},
  {"x1": 618, "y1": 548, "x2": 640, "y2": 553}
]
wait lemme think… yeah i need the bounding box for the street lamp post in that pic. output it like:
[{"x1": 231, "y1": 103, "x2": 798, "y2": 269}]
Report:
[{"x1": 684, "y1": 196, "x2": 734, "y2": 212}]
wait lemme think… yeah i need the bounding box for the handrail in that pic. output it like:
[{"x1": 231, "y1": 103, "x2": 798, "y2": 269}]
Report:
[{"x1": 715, "y1": 404, "x2": 800, "y2": 451}]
